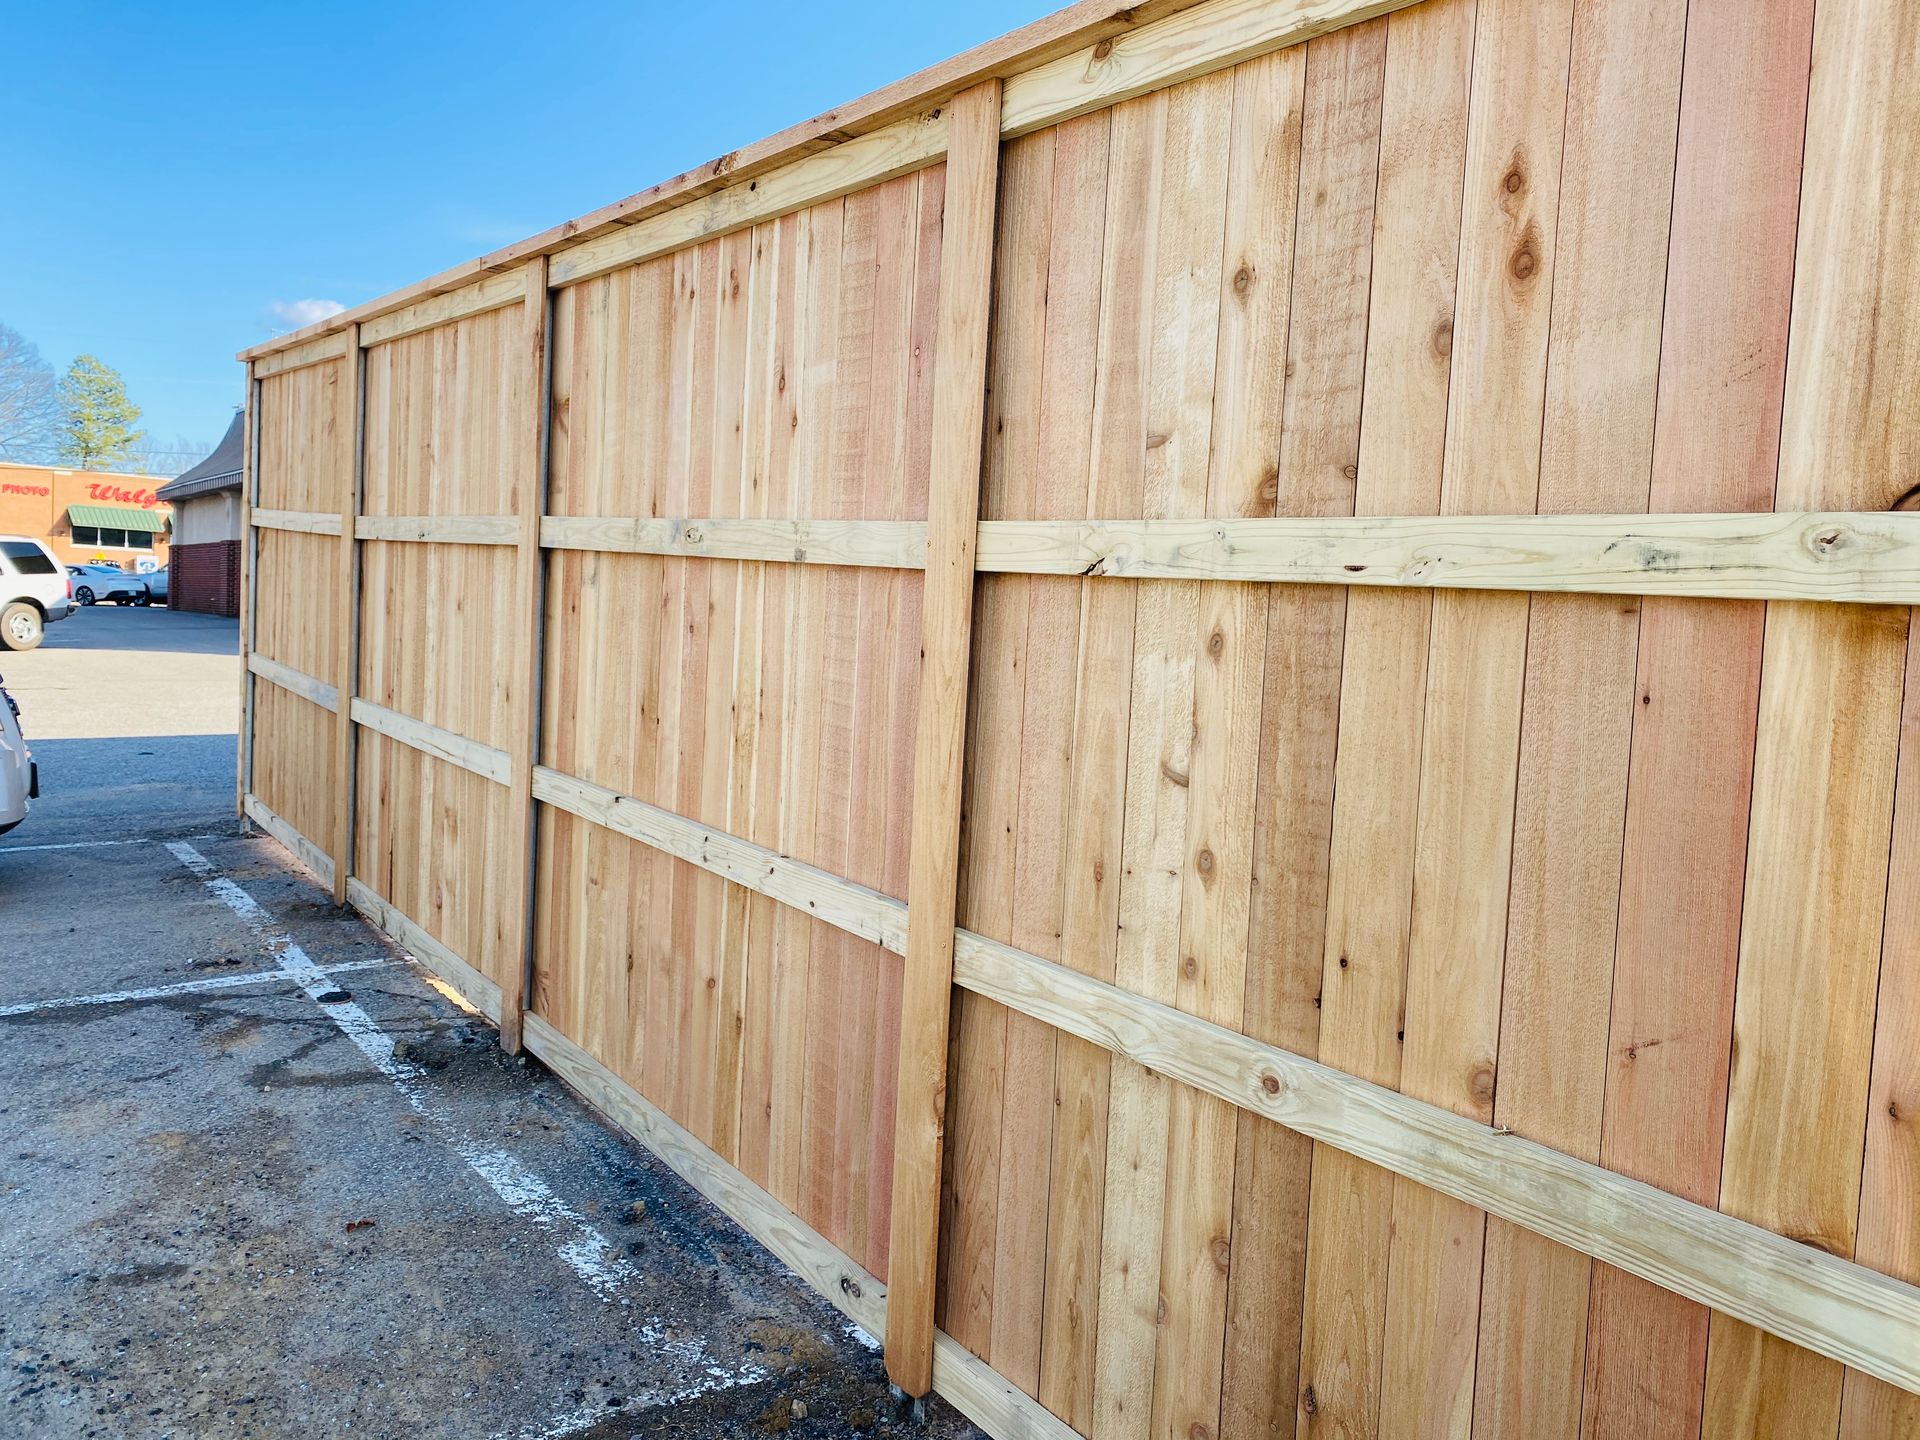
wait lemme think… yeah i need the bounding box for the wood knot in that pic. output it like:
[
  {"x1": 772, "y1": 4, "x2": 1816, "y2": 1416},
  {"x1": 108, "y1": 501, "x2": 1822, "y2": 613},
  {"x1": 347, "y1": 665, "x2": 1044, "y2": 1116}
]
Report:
[
  {"x1": 1260, "y1": 1072, "x2": 1281, "y2": 1096},
  {"x1": 1232, "y1": 263, "x2": 1254, "y2": 297},
  {"x1": 1302, "y1": 1384, "x2": 1318, "y2": 1416},
  {"x1": 1092, "y1": 858, "x2": 1105, "y2": 884},
  {"x1": 1195, "y1": 846, "x2": 1215, "y2": 876},
  {"x1": 1467, "y1": 1061, "x2": 1496, "y2": 1106},
  {"x1": 1510, "y1": 245, "x2": 1538, "y2": 281},
  {"x1": 1207, "y1": 628, "x2": 1225, "y2": 658},
  {"x1": 1431, "y1": 319, "x2": 1453, "y2": 359},
  {"x1": 1210, "y1": 1236, "x2": 1230, "y2": 1271},
  {"x1": 1093, "y1": 38, "x2": 1116, "y2": 60},
  {"x1": 1181, "y1": 955, "x2": 1198, "y2": 978},
  {"x1": 1190, "y1": 1425, "x2": 1213, "y2": 1440},
  {"x1": 1501, "y1": 159, "x2": 1526, "y2": 195}
]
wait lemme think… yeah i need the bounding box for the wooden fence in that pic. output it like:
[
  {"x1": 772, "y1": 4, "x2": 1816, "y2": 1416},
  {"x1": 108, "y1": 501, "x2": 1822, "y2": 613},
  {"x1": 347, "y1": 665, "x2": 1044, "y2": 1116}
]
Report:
[{"x1": 236, "y1": 0, "x2": 1920, "y2": 1435}]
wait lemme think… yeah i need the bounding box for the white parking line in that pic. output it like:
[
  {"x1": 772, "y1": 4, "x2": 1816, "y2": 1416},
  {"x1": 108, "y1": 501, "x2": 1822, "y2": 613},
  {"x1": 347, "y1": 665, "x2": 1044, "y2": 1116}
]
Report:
[
  {"x1": 165, "y1": 839, "x2": 770, "y2": 1415},
  {"x1": 0, "y1": 837, "x2": 153, "y2": 855},
  {"x1": 165, "y1": 840, "x2": 641, "y2": 1299},
  {"x1": 0, "y1": 957, "x2": 397, "y2": 1017}
]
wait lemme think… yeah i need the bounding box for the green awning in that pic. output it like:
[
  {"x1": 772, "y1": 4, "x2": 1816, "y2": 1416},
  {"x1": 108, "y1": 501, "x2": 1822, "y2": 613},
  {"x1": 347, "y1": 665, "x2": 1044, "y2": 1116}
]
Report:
[{"x1": 68, "y1": 504, "x2": 169, "y2": 533}]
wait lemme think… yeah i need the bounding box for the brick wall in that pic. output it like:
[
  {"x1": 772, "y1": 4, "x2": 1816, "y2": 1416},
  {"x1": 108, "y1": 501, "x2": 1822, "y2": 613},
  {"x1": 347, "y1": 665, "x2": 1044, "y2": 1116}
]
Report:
[{"x1": 171, "y1": 539, "x2": 240, "y2": 617}]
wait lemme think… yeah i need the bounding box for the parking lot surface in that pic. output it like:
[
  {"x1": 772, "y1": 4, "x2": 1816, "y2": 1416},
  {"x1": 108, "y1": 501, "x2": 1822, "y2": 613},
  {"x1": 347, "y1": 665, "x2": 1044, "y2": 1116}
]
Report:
[{"x1": 1, "y1": 607, "x2": 974, "y2": 1438}]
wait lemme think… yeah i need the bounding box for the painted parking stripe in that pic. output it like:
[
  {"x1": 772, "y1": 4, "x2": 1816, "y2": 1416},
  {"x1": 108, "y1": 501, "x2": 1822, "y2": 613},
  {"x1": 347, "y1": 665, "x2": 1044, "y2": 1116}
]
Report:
[
  {"x1": 165, "y1": 840, "x2": 640, "y2": 1299},
  {"x1": 166, "y1": 839, "x2": 770, "y2": 1414},
  {"x1": 0, "y1": 957, "x2": 397, "y2": 1017},
  {"x1": 0, "y1": 837, "x2": 154, "y2": 855}
]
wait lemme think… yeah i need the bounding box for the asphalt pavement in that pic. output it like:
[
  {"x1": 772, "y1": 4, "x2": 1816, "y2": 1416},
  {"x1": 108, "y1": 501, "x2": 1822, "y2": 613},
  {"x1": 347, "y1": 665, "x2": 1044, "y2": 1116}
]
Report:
[
  {"x1": 1, "y1": 604, "x2": 239, "y2": 844},
  {"x1": 0, "y1": 604, "x2": 972, "y2": 1438}
]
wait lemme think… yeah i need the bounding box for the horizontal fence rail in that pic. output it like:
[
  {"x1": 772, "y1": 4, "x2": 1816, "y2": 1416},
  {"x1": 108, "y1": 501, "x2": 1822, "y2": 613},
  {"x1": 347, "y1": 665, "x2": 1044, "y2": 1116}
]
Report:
[
  {"x1": 246, "y1": 653, "x2": 339, "y2": 712},
  {"x1": 311, "y1": 507, "x2": 1920, "y2": 601},
  {"x1": 348, "y1": 699, "x2": 511, "y2": 785},
  {"x1": 354, "y1": 514, "x2": 520, "y2": 545}
]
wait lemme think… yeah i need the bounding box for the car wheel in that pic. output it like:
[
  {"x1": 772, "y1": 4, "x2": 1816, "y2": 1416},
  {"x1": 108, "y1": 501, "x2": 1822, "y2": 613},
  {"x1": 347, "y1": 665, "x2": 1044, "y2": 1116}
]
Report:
[
  {"x1": 75, "y1": 586, "x2": 95, "y2": 605},
  {"x1": 1, "y1": 602, "x2": 43, "y2": 652}
]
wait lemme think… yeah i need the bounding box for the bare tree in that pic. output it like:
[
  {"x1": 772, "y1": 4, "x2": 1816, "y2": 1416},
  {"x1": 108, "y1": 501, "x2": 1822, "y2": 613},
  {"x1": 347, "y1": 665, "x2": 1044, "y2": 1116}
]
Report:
[
  {"x1": 0, "y1": 323, "x2": 61, "y2": 463},
  {"x1": 127, "y1": 434, "x2": 214, "y2": 478}
]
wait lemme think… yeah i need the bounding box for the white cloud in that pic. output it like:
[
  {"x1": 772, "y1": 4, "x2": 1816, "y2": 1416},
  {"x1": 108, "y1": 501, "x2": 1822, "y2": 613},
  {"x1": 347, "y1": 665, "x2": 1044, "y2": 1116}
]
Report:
[{"x1": 267, "y1": 298, "x2": 347, "y2": 329}]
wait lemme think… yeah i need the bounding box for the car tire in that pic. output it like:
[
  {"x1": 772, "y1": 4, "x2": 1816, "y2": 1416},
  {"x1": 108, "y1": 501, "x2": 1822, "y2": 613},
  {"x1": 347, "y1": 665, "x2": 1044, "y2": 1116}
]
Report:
[
  {"x1": 137, "y1": 594, "x2": 153, "y2": 608},
  {"x1": 1, "y1": 602, "x2": 43, "y2": 652},
  {"x1": 75, "y1": 586, "x2": 95, "y2": 606}
]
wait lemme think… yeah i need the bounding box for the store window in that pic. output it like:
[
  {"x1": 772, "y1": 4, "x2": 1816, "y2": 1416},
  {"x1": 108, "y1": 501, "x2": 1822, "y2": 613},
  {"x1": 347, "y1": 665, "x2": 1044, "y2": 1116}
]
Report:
[{"x1": 72, "y1": 525, "x2": 153, "y2": 551}]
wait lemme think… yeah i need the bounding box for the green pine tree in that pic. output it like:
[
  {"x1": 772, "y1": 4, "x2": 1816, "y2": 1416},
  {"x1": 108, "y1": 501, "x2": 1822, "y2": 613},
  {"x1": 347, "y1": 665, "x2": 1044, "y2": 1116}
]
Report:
[{"x1": 58, "y1": 354, "x2": 144, "y2": 469}]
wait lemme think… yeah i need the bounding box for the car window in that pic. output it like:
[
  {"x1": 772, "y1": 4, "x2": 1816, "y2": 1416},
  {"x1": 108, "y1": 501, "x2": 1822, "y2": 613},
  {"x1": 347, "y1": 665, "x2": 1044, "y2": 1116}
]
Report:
[{"x1": 1, "y1": 541, "x2": 56, "y2": 576}]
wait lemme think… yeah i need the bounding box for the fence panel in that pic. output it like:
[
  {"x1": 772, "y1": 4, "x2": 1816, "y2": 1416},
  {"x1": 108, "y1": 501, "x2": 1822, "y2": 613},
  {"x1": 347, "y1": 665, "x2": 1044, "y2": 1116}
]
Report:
[
  {"x1": 352, "y1": 289, "x2": 535, "y2": 1006},
  {"x1": 233, "y1": 0, "x2": 1920, "y2": 1435},
  {"x1": 533, "y1": 167, "x2": 945, "y2": 1279},
  {"x1": 245, "y1": 350, "x2": 350, "y2": 877}
]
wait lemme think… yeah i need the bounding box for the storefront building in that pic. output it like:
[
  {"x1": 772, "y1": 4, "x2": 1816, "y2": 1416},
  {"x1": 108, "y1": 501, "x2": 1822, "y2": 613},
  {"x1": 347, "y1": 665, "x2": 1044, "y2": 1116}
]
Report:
[
  {"x1": 154, "y1": 412, "x2": 244, "y2": 616},
  {"x1": 0, "y1": 462, "x2": 171, "y2": 570}
]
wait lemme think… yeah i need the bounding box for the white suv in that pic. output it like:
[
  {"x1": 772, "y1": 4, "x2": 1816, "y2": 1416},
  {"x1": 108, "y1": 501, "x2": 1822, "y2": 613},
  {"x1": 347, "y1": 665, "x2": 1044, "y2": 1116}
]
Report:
[{"x1": 0, "y1": 536, "x2": 75, "y2": 651}]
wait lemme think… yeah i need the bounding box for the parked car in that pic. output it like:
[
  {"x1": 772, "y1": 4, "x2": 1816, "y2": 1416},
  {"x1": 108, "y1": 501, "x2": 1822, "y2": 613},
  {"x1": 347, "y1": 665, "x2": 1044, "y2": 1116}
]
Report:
[
  {"x1": 66, "y1": 564, "x2": 150, "y2": 607},
  {"x1": 0, "y1": 672, "x2": 33, "y2": 835},
  {"x1": 137, "y1": 565, "x2": 169, "y2": 606},
  {"x1": 1, "y1": 537, "x2": 74, "y2": 651}
]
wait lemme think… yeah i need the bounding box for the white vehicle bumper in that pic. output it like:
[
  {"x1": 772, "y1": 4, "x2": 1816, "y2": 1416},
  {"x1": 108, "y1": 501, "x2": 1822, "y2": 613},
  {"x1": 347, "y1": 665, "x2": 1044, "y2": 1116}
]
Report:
[{"x1": 0, "y1": 699, "x2": 30, "y2": 831}]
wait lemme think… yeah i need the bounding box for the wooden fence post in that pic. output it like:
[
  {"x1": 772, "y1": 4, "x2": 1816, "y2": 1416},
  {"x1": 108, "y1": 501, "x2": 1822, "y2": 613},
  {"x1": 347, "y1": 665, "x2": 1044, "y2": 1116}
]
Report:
[
  {"x1": 238, "y1": 360, "x2": 259, "y2": 817},
  {"x1": 499, "y1": 257, "x2": 552, "y2": 1056},
  {"x1": 884, "y1": 78, "x2": 1002, "y2": 1399},
  {"x1": 331, "y1": 325, "x2": 365, "y2": 904}
]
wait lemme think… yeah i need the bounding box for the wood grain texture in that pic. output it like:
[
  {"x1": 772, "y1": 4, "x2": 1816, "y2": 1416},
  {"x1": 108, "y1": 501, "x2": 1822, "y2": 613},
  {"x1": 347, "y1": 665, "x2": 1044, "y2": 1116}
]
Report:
[
  {"x1": 1840, "y1": 620, "x2": 1920, "y2": 1438},
  {"x1": 247, "y1": 652, "x2": 340, "y2": 714},
  {"x1": 1377, "y1": 1, "x2": 1573, "y2": 1432},
  {"x1": 243, "y1": 791, "x2": 336, "y2": 891},
  {"x1": 354, "y1": 514, "x2": 519, "y2": 544},
  {"x1": 1580, "y1": 1, "x2": 1809, "y2": 1434},
  {"x1": 347, "y1": 878, "x2": 502, "y2": 1023},
  {"x1": 1292, "y1": 7, "x2": 1463, "y2": 1435},
  {"x1": 252, "y1": 507, "x2": 343, "y2": 535},
  {"x1": 237, "y1": 1, "x2": 1920, "y2": 1433},
  {"x1": 954, "y1": 934, "x2": 1920, "y2": 1396},
  {"x1": 529, "y1": 755, "x2": 1920, "y2": 1400},
  {"x1": 1471, "y1": 0, "x2": 1685, "y2": 1431},
  {"x1": 1703, "y1": 0, "x2": 1920, "y2": 1433},
  {"x1": 884, "y1": 78, "x2": 1002, "y2": 1398}
]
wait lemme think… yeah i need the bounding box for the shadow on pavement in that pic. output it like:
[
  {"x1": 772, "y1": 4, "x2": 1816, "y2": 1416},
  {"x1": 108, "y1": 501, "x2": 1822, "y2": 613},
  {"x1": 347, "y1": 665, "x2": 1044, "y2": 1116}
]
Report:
[
  {"x1": 37, "y1": 605, "x2": 239, "y2": 657},
  {"x1": 4, "y1": 733, "x2": 237, "y2": 845}
]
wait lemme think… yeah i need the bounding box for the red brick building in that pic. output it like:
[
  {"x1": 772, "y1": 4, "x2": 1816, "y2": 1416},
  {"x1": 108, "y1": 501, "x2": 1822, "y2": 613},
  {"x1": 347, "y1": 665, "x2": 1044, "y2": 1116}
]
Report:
[
  {"x1": 0, "y1": 461, "x2": 171, "y2": 569},
  {"x1": 154, "y1": 412, "x2": 243, "y2": 616}
]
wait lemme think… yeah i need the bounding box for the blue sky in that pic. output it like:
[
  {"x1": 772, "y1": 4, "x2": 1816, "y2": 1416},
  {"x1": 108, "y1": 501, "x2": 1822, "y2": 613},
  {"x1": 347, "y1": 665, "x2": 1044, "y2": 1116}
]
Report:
[{"x1": 1, "y1": 0, "x2": 1049, "y2": 472}]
